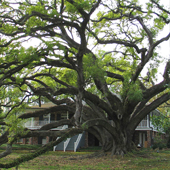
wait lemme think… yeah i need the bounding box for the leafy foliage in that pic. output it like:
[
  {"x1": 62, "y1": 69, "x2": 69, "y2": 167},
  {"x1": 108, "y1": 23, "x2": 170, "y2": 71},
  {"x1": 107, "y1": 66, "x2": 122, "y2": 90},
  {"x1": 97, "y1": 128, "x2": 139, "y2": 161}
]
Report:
[
  {"x1": 152, "y1": 135, "x2": 167, "y2": 150},
  {"x1": 0, "y1": 0, "x2": 170, "y2": 167},
  {"x1": 5, "y1": 115, "x2": 28, "y2": 143},
  {"x1": 151, "y1": 114, "x2": 170, "y2": 134}
]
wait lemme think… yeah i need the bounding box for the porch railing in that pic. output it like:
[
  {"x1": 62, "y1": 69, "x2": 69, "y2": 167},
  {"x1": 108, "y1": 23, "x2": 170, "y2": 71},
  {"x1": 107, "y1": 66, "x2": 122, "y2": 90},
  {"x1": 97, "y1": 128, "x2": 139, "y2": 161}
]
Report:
[
  {"x1": 74, "y1": 133, "x2": 83, "y2": 152},
  {"x1": 53, "y1": 125, "x2": 68, "y2": 151},
  {"x1": 64, "y1": 138, "x2": 71, "y2": 152},
  {"x1": 25, "y1": 119, "x2": 149, "y2": 129},
  {"x1": 136, "y1": 120, "x2": 147, "y2": 128},
  {"x1": 25, "y1": 120, "x2": 63, "y2": 130}
]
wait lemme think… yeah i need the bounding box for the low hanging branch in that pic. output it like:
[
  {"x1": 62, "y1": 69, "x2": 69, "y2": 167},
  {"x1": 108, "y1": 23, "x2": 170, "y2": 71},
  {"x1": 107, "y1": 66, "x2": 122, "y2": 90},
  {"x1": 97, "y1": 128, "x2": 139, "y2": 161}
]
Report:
[
  {"x1": 0, "y1": 128, "x2": 83, "y2": 169},
  {"x1": 0, "y1": 144, "x2": 12, "y2": 159}
]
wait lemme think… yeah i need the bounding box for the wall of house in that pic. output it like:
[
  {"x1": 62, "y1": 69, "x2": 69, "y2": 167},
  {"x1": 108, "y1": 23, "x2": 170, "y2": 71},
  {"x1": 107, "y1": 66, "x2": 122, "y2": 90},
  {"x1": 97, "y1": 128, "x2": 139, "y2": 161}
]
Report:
[
  {"x1": 133, "y1": 130, "x2": 166, "y2": 148},
  {"x1": 18, "y1": 136, "x2": 50, "y2": 145},
  {"x1": 87, "y1": 132, "x2": 100, "y2": 147},
  {"x1": 133, "y1": 131, "x2": 148, "y2": 148},
  {"x1": 147, "y1": 130, "x2": 152, "y2": 147}
]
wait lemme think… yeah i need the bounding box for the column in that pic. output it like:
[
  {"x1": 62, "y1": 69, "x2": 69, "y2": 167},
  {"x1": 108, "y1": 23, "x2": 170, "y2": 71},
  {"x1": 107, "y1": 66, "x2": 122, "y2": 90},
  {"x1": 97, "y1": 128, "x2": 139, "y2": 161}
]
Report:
[
  {"x1": 147, "y1": 115, "x2": 149, "y2": 127},
  {"x1": 31, "y1": 117, "x2": 34, "y2": 128},
  {"x1": 147, "y1": 130, "x2": 151, "y2": 148}
]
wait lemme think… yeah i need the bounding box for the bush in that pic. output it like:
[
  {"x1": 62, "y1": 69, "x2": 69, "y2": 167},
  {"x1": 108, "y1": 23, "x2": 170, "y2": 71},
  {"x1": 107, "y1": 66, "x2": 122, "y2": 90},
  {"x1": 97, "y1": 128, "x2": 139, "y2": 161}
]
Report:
[
  {"x1": 152, "y1": 135, "x2": 166, "y2": 150},
  {"x1": 167, "y1": 137, "x2": 170, "y2": 148}
]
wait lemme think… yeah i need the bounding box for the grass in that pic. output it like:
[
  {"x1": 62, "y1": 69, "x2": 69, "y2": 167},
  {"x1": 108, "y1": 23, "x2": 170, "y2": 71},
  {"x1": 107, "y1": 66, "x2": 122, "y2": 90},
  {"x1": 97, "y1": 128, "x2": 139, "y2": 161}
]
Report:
[
  {"x1": 0, "y1": 147, "x2": 170, "y2": 170},
  {"x1": 0, "y1": 144, "x2": 41, "y2": 150}
]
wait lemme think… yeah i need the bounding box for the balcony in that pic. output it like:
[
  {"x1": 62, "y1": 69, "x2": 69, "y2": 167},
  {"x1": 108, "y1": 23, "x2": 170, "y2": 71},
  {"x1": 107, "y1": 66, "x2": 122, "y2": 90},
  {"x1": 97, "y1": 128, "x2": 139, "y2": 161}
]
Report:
[
  {"x1": 25, "y1": 120, "x2": 67, "y2": 130},
  {"x1": 136, "y1": 120, "x2": 151, "y2": 130},
  {"x1": 25, "y1": 119, "x2": 151, "y2": 131},
  {"x1": 137, "y1": 120, "x2": 147, "y2": 127}
]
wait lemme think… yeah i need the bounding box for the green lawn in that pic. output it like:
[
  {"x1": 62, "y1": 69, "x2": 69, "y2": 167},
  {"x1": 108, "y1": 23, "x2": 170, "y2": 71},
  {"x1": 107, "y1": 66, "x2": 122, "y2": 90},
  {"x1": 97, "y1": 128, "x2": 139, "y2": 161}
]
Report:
[
  {"x1": 0, "y1": 147, "x2": 170, "y2": 169},
  {"x1": 0, "y1": 144, "x2": 41, "y2": 150}
]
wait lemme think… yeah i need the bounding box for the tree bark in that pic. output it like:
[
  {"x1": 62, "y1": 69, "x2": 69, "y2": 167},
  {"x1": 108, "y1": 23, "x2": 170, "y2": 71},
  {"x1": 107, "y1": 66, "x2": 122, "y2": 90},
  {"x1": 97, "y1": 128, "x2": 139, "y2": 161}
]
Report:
[{"x1": 82, "y1": 118, "x2": 135, "y2": 155}]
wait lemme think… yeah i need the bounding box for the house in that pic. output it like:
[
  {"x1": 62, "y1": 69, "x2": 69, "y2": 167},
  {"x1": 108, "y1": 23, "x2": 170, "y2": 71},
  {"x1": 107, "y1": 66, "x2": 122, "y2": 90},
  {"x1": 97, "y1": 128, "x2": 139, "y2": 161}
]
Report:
[
  {"x1": 18, "y1": 103, "x2": 165, "y2": 151},
  {"x1": 19, "y1": 102, "x2": 86, "y2": 152},
  {"x1": 133, "y1": 110, "x2": 165, "y2": 148}
]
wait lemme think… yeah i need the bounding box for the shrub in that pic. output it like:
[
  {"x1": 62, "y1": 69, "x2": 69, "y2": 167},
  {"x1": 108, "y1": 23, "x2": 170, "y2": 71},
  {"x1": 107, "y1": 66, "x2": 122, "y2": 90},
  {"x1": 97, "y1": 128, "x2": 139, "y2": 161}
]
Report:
[
  {"x1": 152, "y1": 135, "x2": 166, "y2": 150},
  {"x1": 167, "y1": 137, "x2": 170, "y2": 148}
]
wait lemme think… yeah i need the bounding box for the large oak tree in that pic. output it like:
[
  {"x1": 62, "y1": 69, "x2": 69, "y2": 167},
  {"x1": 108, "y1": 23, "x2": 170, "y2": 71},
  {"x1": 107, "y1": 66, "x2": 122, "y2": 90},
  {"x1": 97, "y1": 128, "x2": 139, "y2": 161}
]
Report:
[{"x1": 0, "y1": 0, "x2": 170, "y2": 168}]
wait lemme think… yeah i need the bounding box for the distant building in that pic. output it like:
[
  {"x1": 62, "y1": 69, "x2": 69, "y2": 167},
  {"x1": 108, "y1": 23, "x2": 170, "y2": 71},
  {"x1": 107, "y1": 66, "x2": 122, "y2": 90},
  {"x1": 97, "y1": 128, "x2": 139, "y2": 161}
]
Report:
[{"x1": 18, "y1": 103, "x2": 165, "y2": 151}]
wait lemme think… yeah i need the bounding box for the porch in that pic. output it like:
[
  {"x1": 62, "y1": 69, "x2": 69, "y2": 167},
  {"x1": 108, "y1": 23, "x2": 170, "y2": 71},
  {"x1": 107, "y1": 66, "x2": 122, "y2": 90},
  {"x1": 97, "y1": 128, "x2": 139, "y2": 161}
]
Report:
[{"x1": 24, "y1": 120, "x2": 65, "y2": 130}]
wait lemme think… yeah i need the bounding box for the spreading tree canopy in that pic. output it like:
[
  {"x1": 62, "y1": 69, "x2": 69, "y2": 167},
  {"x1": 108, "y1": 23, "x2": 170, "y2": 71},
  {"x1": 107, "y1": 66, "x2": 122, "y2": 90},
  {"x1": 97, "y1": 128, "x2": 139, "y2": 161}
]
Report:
[{"x1": 0, "y1": 0, "x2": 170, "y2": 168}]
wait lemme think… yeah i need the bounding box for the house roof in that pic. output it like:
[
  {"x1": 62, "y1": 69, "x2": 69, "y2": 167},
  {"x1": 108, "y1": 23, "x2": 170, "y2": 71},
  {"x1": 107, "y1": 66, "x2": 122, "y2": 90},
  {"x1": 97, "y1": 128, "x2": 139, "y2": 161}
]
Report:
[
  {"x1": 26, "y1": 102, "x2": 56, "y2": 112},
  {"x1": 30, "y1": 102, "x2": 56, "y2": 109}
]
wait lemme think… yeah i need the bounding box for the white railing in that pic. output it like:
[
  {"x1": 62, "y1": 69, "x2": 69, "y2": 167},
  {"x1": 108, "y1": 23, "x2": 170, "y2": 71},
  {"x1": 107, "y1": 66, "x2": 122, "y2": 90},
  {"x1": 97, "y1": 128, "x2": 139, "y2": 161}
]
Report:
[
  {"x1": 53, "y1": 125, "x2": 68, "y2": 151},
  {"x1": 25, "y1": 120, "x2": 48, "y2": 129},
  {"x1": 53, "y1": 137, "x2": 60, "y2": 151},
  {"x1": 74, "y1": 133, "x2": 83, "y2": 152},
  {"x1": 137, "y1": 120, "x2": 147, "y2": 128},
  {"x1": 64, "y1": 138, "x2": 71, "y2": 152},
  {"x1": 25, "y1": 120, "x2": 63, "y2": 130},
  {"x1": 136, "y1": 119, "x2": 165, "y2": 132},
  {"x1": 62, "y1": 125, "x2": 68, "y2": 129}
]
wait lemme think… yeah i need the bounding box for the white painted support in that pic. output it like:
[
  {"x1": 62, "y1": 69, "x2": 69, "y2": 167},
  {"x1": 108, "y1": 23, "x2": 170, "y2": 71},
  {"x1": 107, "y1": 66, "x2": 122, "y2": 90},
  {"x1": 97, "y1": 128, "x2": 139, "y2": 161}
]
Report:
[
  {"x1": 67, "y1": 111, "x2": 69, "y2": 119},
  {"x1": 49, "y1": 113, "x2": 51, "y2": 123},
  {"x1": 147, "y1": 115, "x2": 149, "y2": 127},
  {"x1": 143, "y1": 133, "x2": 145, "y2": 147},
  {"x1": 53, "y1": 125, "x2": 68, "y2": 151},
  {"x1": 31, "y1": 118, "x2": 34, "y2": 128},
  {"x1": 64, "y1": 138, "x2": 71, "y2": 152},
  {"x1": 74, "y1": 133, "x2": 83, "y2": 152},
  {"x1": 53, "y1": 137, "x2": 60, "y2": 151},
  {"x1": 139, "y1": 132, "x2": 142, "y2": 145}
]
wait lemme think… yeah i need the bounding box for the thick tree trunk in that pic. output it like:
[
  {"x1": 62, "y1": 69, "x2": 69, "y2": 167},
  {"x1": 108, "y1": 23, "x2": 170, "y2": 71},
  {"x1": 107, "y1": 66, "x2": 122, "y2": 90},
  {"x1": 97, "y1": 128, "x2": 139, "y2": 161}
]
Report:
[
  {"x1": 82, "y1": 118, "x2": 136, "y2": 155},
  {"x1": 97, "y1": 128, "x2": 135, "y2": 156}
]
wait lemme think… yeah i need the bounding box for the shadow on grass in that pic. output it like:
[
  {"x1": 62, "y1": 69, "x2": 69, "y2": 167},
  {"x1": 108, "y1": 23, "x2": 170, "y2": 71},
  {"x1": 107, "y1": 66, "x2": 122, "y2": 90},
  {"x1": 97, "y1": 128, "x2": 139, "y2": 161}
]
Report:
[{"x1": 0, "y1": 144, "x2": 41, "y2": 150}]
